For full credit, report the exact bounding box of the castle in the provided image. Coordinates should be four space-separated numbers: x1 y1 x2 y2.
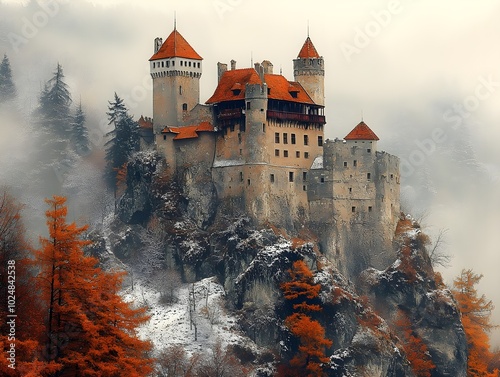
141 26 401 274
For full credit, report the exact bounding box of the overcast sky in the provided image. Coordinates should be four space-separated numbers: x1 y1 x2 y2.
1 0 499 344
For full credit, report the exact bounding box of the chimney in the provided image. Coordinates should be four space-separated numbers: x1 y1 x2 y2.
254 62 265 83
154 37 162 53
261 60 273 74
217 62 228 82
230 59 237 70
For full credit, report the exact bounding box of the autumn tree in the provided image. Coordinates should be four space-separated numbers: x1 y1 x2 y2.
278 260 332 377
34 196 153 376
452 269 499 377
394 310 435 377
0 191 58 376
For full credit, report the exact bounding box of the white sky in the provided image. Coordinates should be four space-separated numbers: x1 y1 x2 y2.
1 0 500 345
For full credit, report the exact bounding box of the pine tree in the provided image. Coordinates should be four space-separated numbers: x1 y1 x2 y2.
0 54 16 103
278 260 332 377
104 93 140 187
452 269 499 377
34 196 153 376
70 101 90 156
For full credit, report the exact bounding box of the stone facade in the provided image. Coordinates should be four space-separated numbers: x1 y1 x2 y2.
147 27 401 275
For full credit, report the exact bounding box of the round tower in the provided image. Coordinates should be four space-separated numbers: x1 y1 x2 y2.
149 28 203 133
293 36 324 106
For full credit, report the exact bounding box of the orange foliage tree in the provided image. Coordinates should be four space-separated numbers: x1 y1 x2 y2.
452 269 499 377
34 196 153 376
278 260 332 377
0 192 60 376
394 310 435 377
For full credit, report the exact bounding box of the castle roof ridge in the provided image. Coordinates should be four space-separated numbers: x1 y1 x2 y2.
150 28 202 61
297 36 320 59
344 121 380 141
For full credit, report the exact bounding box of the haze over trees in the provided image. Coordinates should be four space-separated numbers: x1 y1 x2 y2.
0 54 16 103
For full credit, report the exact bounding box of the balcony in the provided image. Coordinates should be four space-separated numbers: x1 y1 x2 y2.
267 110 326 124
218 108 245 120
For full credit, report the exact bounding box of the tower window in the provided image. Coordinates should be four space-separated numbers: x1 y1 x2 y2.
270 174 275 183
353 160 357 167
238 133 242 144
180 61 183 66
197 62 200 68
262 123 265 132
368 206 373 212
283 133 288 144
153 62 156 68
275 132 280 143
179 86 183 95
343 162 348 167
303 185 307 191
161 61 164 67
352 206 356 213
275 149 280 157
349 187 352 193
289 172 294 182
304 152 309 159
284 150 288 158
246 102 251 110
367 173 371 180
163 135 166 141
247 179 250 186
318 136 323 146
189 62 192 67
172 61 175 66
239 172 243 182
320 176 325 183
291 133 296 144
302 172 307 182
367 148 371 153
166 61 170 68
296 151 300 158
182 103 188 111
304 135 309 145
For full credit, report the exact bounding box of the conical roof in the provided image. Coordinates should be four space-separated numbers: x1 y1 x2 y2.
150 28 202 61
297 37 320 59
344 121 380 141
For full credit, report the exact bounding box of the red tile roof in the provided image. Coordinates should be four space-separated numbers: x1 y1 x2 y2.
161 121 214 140
206 69 315 105
298 37 320 59
150 29 202 61
344 121 380 141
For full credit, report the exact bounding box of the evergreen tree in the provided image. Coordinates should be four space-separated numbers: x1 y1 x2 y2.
104 93 140 186
0 54 16 103
34 196 153 376
70 101 90 155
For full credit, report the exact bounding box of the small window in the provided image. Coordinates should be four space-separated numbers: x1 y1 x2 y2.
390 174 394 179
246 102 251 110
343 161 348 167
267 88 271 95
353 160 357 167
180 61 183 66
262 123 265 132
352 206 356 213
367 148 371 153
349 187 352 193
304 135 309 146
368 206 373 212
166 61 170 68
161 61 164 67
172 61 175 66
179 86 183 95
275 149 280 157
163 134 166 140
291 133 296 144
153 62 156 68
275 132 280 143
291 91 298 98
197 62 200 68
239 149 242 155
367 173 371 180
289 172 294 182
238 133 242 144
283 133 288 144
302 172 307 182
303 185 307 191
320 176 325 183
270 174 275 183
182 103 188 111
296 151 300 158
247 179 251 186
284 150 288 158
318 136 323 146
304 152 309 159
239 172 243 182
189 61 192 67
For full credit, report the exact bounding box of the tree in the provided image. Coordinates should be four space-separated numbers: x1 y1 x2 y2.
394 310 435 377
452 269 499 377
34 196 153 376
105 93 140 188
0 54 16 103
278 260 332 377
70 101 90 155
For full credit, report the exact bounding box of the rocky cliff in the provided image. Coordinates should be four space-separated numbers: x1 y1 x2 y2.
107 151 467 376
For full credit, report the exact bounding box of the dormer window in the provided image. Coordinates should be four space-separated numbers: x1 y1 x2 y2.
231 82 242 96
267 88 271 95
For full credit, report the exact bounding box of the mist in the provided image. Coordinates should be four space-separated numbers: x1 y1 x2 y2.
0 0 499 345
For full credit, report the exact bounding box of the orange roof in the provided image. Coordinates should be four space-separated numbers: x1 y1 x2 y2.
344 121 380 141
298 37 320 59
206 69 315 105
161 121 214 140
150 29 202 61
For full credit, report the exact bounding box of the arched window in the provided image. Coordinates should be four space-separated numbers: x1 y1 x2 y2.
182 103 188 111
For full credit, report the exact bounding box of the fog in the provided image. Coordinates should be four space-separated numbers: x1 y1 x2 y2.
0 0 499 345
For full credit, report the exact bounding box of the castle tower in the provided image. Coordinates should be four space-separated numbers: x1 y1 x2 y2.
149 27 203 133
293 36 324 106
